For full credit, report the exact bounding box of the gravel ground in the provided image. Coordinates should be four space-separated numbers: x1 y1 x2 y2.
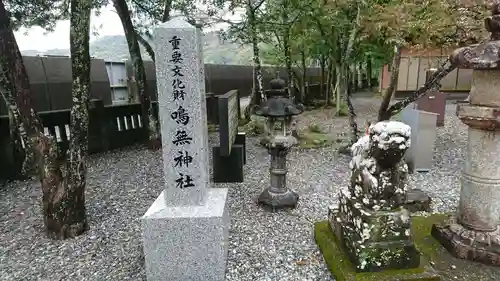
0 97 465 281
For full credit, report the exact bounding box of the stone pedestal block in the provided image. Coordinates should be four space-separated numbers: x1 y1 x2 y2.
330 201 420 272
212 144 244 183
405 189 432 213
142 188 229 281
235 133 246 165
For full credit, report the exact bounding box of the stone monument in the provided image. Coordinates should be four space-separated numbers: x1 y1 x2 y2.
141 18 229 281
432 1 500 266
329 121 421 271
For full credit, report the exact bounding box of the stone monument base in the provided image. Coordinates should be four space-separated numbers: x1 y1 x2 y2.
315 220 441 281
212 144 245 183
405 189 432 213
141 188 229 281
329 203 421 272
432 215 500 266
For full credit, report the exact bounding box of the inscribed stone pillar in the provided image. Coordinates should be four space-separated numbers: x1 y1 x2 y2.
154 18 209 206
141 18 229 281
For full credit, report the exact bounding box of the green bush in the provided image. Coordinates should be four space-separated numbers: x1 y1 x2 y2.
242 119 265 136
336 102 349 116
207 123 218 132
297 132 334 149
308 123 324 133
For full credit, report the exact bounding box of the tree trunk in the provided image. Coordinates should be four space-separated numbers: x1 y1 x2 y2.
367 56 372 88
350 63 356 92
284 40 293 99
281 0 293 100
283 30 293 99
0 0 42 177
357 62 363 90
330 62 337 106
342 4 361 140
244 2 264 120
0 0 87 239
41 0 94 239
378 46 402 121
325 58 333 106
386 58 456 118
136 0 172 63
320 54 325 100
300 49 306 104
346 71 358 144
114 0 160 149
162 0 173 22
336 63 345 115
137 33 155 62
0 83 32 178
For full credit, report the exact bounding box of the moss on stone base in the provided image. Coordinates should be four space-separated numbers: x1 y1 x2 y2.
314 219 441 281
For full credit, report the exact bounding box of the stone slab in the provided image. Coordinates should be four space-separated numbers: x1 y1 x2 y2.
142 188 229 281
401 107 438 173
218 90 240 156
212 144 244 183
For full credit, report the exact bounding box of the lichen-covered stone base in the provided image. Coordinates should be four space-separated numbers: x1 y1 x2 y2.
405 189 432 213
330 202 420 272
314 220 441 281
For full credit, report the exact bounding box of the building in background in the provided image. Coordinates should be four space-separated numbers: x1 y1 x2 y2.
379 48 472 94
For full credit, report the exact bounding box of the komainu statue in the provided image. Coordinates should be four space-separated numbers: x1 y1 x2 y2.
329 121 420 272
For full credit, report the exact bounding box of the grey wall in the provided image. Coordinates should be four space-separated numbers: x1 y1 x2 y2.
0 56 322 115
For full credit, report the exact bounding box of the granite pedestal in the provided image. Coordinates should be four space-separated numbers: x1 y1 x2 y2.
330 201 420 272
142 189 229 281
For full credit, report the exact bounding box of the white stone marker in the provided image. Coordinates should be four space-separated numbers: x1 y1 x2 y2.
141 18 229 281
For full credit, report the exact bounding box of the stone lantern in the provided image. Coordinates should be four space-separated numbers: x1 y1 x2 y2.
432 1 500 266
253 78 304 209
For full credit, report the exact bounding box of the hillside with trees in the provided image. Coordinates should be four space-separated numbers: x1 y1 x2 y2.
21 32 256 64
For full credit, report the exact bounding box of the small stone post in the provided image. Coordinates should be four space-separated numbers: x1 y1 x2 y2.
432 2 500 266
141 18 229 281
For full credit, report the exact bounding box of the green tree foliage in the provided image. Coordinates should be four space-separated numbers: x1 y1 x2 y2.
230 0 487 140
5 0 67 31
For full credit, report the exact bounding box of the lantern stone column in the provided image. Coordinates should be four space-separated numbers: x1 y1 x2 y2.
259 135 299 208
254 78 304 210
432 1 500 266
